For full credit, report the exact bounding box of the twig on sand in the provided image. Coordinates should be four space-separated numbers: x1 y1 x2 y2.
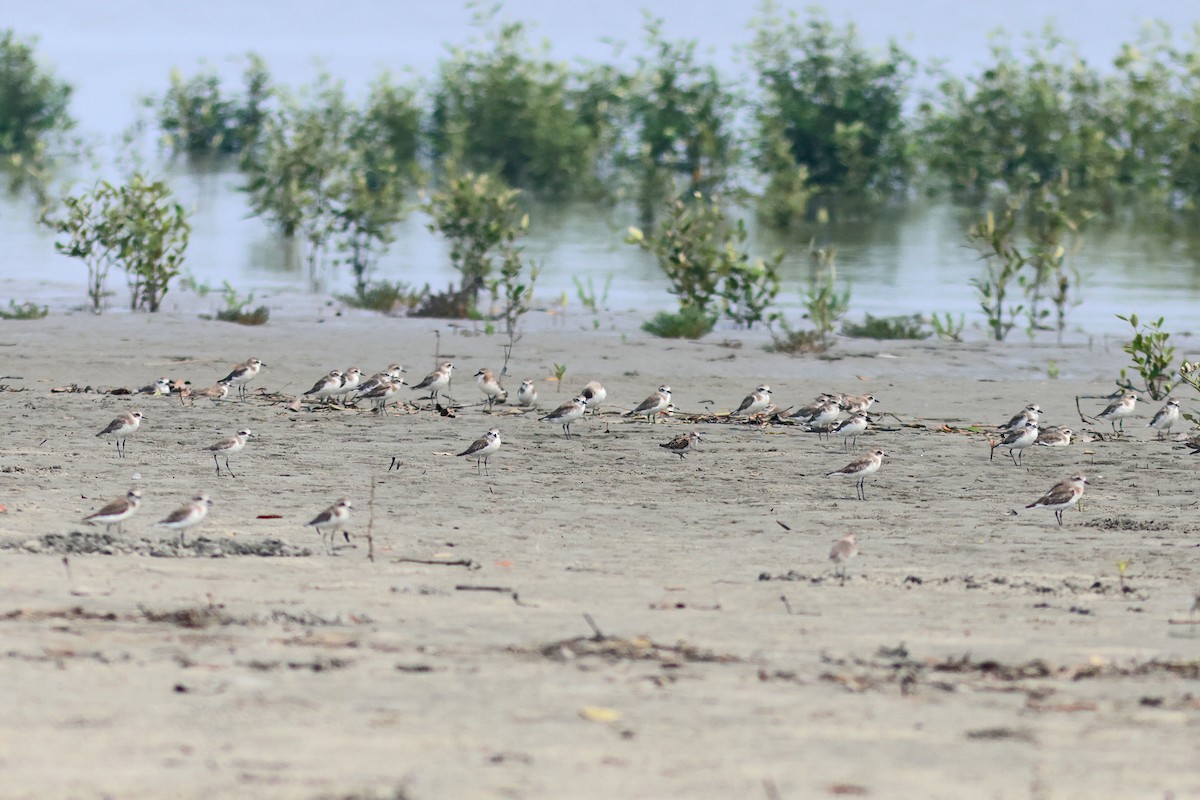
366 478 377 563
394 556 481 570
583 612 605 640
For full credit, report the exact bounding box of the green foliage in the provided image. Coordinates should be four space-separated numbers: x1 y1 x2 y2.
767 242 849 354
241 72 418 285
241 74 353 272
178 269 212 297
766 323 825 354
488 246 539 337
641 306 717 339
335 74 423 296
965 187 1086 342
841 313 929 340
46 174 190 312
1117 313 1177 400
430 13 605 196
108 175 191 312
0 30 75 193
800 242 851 348
0 300 48 320
552 362 568 392
626 192 782 329
748 5 915 218
337 281 427 314
573 274 612 315
424 169 527 302
621 17 738 221
966 207 1025 341
47 187 122 311
153 53 270 156
213 282 269 325
929 312 965 342
919 29 1107 207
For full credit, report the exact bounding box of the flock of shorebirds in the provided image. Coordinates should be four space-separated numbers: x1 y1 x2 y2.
79 356 1193 567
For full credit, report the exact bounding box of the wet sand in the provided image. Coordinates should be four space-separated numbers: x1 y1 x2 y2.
1 305 1198 799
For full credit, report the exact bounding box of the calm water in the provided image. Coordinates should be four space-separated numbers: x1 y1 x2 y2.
4 1 1200 336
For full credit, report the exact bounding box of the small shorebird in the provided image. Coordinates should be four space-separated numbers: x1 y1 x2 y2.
827 450 887 501
732 385 772 417
832 414 869 452
337 367 363 401
412 361 454 402
457 427 501 474
1036 427 1073 447
830 450 888 501
1025 475 1089 525
516 379 538 408
990 420 1038 465
829 533 858 583
841 394 877 415
581 380 606 416
205 429 251 477
625 385 672 423
1097 392 1138 432
1147 397 1181 439
186 380 230 404
1000 403 1041 433
794 397 840 437
474 368 506 410
96 410 144 458
660 429 702 459
541 395 588 438
154 494 212 546
220 357 265 399
308 498 352 555
360 377 405 415
146 377 173 396
353 365 404 401
82 489 142 534
303 370 343 403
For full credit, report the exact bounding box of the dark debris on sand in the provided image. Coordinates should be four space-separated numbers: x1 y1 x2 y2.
3 530 313 558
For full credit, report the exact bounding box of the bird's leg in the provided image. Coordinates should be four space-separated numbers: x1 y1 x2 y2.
213 454 221 476
225 457 235 478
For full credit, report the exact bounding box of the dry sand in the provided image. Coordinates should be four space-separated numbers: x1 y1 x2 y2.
1 304 1198 800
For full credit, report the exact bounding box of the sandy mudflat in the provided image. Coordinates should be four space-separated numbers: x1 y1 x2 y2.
1 303 1198 800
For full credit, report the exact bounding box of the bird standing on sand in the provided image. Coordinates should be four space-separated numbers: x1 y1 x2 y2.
1000 403 1041 433
412 361 454 402
82 489 142 534
154 494 212 546
581 380 607 416
204 429 252 477
303 370 343 403
457 427 502 474
516 379 538 408
732 385 772 417
474 368 507 410
840 394 877 415
832 414 869 452
1025 475 1089 525
990 420 1038 466
541 395 588 438
220 358 265 399
308 498 353 555
1097 392 1138 432
827 450 887 501
96 410 144 458
829 533 858 583
625 385 672 423
660 430 702 459
1147 398 1180 439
